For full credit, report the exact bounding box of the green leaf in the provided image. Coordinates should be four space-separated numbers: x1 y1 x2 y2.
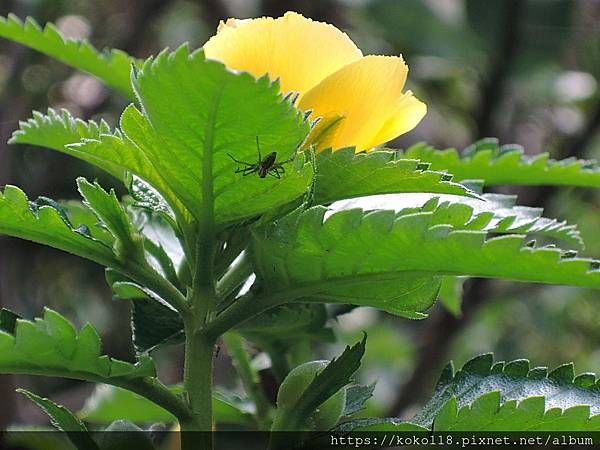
131 295 184 353
18 389 99 450
77 178 145 262
80 385 252 425
313 147 477 205
332 193 583 248
0 15 137 98
61 200 114 244
127 176 173 218
107 276 180 346
130 46 313 225
403 139 600 187
0 308 155 381
413 354 600 431
9 108 112 151
343 383 376 416
142 238 181 289
105 270 183 353
11 48 314 226
0 185 116 267
251 206 600 318
126 207 184 283
11 106 189 220
280 335 367 430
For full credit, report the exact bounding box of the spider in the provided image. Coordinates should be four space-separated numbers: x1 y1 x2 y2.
228 137 294 179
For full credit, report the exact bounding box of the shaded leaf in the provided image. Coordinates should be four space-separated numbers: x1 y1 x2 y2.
105 270 183 353
414 354 600 431
0 308 155 381
0 308 21 335
237 303 332 345
131 296 183 353
251 206 600 320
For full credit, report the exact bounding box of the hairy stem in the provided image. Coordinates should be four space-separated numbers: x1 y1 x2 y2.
181 218 217 449
181 325 215 448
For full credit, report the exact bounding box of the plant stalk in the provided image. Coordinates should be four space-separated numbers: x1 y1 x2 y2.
181 214 217 449
181 324 215 449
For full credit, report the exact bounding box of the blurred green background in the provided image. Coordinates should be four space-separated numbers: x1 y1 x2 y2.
1 0 600 427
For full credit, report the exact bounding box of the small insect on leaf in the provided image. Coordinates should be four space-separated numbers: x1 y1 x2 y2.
228 136 295 179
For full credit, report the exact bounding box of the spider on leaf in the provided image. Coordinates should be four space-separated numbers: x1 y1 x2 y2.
228 137 296 179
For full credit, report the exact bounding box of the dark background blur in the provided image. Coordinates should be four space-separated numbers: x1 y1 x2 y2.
1 0 600 428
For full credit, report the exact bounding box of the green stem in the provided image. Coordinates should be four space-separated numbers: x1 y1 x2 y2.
223 333 272 427
181 218 217 448
181 326 215 448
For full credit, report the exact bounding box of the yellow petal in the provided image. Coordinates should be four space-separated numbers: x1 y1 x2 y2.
298 55 427 152
203 12 363 97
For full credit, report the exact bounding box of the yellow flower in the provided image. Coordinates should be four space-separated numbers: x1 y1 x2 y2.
203 12 426 152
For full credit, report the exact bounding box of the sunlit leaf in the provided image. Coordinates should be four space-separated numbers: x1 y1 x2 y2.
403 139 600 188
0 15 137 98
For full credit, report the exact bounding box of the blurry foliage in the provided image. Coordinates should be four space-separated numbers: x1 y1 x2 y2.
1 0 600 426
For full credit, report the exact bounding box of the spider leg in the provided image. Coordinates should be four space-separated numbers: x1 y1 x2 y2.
277 157 295 165
271 164 285 175
268 168 282 179
256 136 262 163
242 167 257 176
228 153 254 166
